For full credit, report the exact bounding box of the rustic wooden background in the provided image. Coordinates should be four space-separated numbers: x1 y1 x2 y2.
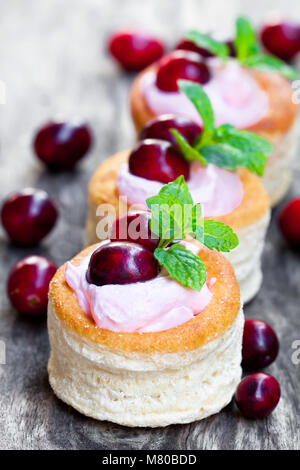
0 0 300 450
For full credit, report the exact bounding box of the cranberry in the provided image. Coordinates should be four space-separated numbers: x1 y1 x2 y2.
1 188 58 246
110 210 159 252
176 39 213 58
86 242 159 286
260 22 300 61
7 256 57 316
225 39 236 57
176 38 235 58
156 51 211 92
242 319 279 370
235 373 281 419
278 198 300 248
34 121 92 171
129 139 190 184
140 115 202 147
108 30 164 71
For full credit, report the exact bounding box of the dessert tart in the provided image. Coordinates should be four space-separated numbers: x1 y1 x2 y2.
87 82 271 303
48 180 243 427
130 17 299 206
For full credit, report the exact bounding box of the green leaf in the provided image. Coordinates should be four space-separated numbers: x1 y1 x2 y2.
184 30 229 60
241 54 298 80
234 16 260 60
154 244 207 291
147 175 193 207
216 126 272 156
200 143 244 170
214 126 272 176
147 176 194 240
200 220 239 252
170 129 206 165
178 80 215 131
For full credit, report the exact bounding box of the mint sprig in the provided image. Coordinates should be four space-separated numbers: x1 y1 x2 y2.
146 176 239 291
234 16 260 61
184 30 229 61
184 17 298 80
170 80 272 176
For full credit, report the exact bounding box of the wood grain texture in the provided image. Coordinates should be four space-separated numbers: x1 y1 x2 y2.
0 0 300 450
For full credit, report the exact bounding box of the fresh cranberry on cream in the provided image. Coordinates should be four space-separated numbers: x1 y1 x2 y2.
141 58 268 129
65 241 213 333
117 161 244 217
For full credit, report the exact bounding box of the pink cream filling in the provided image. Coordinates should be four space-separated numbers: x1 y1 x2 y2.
141 58 268 129
65 241 213 333
117 161 243 217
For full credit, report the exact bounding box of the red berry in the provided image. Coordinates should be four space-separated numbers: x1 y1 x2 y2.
86 242 159 286
129 139 190 184
140 115 202 147
7 256 57 316
108 30 164 71
242 319 279 370
176 39 213 58
260 22 300 61
278 198 300 247
235 373 281 419
34 121 92 171
110 210 159 252
1 188 58 246
156 51 211 92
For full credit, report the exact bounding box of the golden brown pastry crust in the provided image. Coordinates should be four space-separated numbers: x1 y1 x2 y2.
49 244 240 354
88 150 269 231
130 64 298 136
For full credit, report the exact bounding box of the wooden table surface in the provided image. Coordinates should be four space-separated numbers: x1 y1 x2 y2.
0 0 300 450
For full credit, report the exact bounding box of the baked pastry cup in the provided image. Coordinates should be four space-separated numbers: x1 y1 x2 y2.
48 243 243 427
86 150 270 304
130 64 299 206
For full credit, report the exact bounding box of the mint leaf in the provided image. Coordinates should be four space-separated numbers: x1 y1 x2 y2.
201 143 267 177
216 125 272 156
147 175 193 206
242 54 298 80
147 176 194 240
234 16 260 60
154 244 207 291
171 129 206 165
200 220 239 252
200 143 244 170
215 126 272 176
184 30 229 60
178 80 215 131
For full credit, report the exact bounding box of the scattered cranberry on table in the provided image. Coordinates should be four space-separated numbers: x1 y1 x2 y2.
140 115 202 147
1 188 58 246
86 241 159 286
235 373 281 419
108 30 164 71
156 51 211 92
260 21 300 61
242 319 279 370
7 256 57 316
33 121 92 171
129 139 190 184
110 210 159 252
278 198 300 248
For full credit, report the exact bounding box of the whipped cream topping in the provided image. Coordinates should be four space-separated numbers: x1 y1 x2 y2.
117 161 243 217
141 58 268 128
65 241 213 333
